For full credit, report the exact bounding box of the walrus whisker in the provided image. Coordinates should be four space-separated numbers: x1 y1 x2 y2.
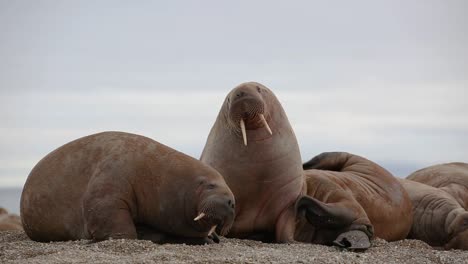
208 225 217 236
240 119 247 146
259 114 272 135
194 212 205 221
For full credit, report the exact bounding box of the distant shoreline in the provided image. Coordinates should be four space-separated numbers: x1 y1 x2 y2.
0 187 23 214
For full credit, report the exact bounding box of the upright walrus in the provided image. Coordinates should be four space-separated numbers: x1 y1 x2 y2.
407 162 468 209
297 152 413 248
200 82 305 243
21 132 235 244
399 178 468 250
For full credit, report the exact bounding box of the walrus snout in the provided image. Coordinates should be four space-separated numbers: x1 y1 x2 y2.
227 85 274 146
446 228 468 250
194 194 235 236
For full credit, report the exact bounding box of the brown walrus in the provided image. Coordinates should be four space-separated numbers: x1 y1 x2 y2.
200 82 305 243
407 162 468 209
0 207 22 231
399 178 468 250
21 131 235 244
296 152 413 249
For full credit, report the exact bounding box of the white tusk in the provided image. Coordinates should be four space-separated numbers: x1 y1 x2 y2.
208 225 217 236
240 119 247 146
259 114 272 135
194 212 205 221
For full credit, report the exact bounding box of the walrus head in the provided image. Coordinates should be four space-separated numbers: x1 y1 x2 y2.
192 176 236 237
224 82 275 146
445 211 468 250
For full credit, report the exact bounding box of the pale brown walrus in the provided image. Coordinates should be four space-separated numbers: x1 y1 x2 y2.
407 162 468 209
0 207 22 231
399 178 468 250
200 82 306 243
296 152 413 249
21 132 235 244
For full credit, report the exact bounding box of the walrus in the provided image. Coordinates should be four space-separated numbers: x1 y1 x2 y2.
0 207 23 231
200 82 305 243
21 131 235 244
399 178 468 250
407 162 468 209
296 152 413 249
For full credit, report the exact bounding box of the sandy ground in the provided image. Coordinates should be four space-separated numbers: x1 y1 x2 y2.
1 231 468 264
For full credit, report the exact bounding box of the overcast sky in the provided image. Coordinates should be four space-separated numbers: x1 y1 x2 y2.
1 1 467 187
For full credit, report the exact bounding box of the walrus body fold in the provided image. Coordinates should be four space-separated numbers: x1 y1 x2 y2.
21 131 235 244
400 178 468 250
407 162 468 209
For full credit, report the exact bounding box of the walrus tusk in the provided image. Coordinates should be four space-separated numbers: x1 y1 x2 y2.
194 212 205 221
240 119 247 146
208 225 217 236
259 114 272 135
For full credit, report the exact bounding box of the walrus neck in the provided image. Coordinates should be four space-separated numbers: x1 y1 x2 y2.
415 196 461 244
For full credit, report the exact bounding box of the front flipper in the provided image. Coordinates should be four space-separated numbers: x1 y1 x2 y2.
295 195 356 228
83 199 137 241
295 195 373 249
333 230 371 250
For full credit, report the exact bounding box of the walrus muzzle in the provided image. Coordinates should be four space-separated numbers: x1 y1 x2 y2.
194 197 235 236
229 97 272 146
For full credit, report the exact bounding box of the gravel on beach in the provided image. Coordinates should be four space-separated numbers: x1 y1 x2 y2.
1 230 467 264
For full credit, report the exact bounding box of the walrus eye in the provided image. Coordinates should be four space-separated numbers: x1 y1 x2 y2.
207 183 216 189
257 86 261 93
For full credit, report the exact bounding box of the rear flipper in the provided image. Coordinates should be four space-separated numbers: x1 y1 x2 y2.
303 152 352 171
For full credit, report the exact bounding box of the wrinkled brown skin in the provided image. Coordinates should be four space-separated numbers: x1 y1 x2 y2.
21 132 235 244
0 208 23 231
399 179 468 250
200 82 306 243
407 163 468 210
295 170 374 247
300 152 413 242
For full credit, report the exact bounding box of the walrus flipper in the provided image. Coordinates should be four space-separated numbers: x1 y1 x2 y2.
303 152 351 171
333 230 371 250
83 187 137 241
295 195 356 227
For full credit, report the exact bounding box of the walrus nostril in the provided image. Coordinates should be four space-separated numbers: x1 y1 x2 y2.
236 91 245 97
226 199 235 209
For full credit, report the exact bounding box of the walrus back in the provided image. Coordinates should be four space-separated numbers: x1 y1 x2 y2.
20 131 149 241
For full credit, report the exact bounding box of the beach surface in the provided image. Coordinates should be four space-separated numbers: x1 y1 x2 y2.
1 230 468 264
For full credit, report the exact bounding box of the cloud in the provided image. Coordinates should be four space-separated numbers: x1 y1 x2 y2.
1 1 467 186
1 82 467 187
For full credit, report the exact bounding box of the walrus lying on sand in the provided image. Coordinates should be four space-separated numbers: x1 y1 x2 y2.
21 132 235 244
407 162 468 210
201 82 306 243
399 178 468 250
0 207 22 231
295 152 413 249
